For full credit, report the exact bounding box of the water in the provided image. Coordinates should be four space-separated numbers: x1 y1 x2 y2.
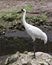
0 29 52 55
0 30 52 65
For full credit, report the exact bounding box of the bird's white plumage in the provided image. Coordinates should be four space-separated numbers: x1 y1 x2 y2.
22 9 47 44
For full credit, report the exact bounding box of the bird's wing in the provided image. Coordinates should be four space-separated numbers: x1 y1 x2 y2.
26 24 43 39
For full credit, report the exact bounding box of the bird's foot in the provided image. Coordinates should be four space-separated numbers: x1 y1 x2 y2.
32 53 36 59
33 55 36 58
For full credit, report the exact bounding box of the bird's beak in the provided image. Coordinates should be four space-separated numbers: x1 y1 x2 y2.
17 9 24 14
17 11 22 14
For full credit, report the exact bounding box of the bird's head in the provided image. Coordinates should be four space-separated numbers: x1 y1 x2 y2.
21 9 26 13
17 9 26 14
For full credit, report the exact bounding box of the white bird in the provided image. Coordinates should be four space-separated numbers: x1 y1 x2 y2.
18 9 47 58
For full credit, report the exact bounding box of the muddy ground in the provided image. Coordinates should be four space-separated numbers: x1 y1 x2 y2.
0 0 52 22
0 0 52 12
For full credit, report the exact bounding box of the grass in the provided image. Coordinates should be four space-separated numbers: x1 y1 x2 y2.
1 13 17 21
0 9 47 31
0 9 18 13
40 13 47 21
23 4 32 11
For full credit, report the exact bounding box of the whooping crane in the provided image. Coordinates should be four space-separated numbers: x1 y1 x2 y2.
18 9 47 58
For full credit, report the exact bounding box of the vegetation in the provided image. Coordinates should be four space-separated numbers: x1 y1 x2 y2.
23 4 32 11
0 9 48 33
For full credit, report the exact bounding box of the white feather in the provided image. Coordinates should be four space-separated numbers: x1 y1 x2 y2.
22 9 47 44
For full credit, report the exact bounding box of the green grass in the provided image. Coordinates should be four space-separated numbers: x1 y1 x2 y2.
0 9 47 31
0 9 18 13
1 13 17 21
40 13 47 21
23 4 32 11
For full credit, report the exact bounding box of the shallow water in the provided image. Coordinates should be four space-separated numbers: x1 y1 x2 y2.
0 30 52 56
0 37 52 55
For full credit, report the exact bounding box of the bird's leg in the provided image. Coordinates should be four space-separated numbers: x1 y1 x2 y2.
32 41 36 58
33 44 36 58
44 43 48 53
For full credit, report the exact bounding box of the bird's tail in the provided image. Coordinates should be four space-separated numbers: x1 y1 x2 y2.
44 33 47 44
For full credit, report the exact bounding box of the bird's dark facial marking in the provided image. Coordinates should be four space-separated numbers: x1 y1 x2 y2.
21 9 24 12
21 9 23 11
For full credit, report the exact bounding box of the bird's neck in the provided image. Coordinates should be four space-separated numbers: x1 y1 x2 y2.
22 11 27 26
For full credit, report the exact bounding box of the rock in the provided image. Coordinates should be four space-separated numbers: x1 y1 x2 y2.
4 51 52 65
35 52 52 59
31 59 38 65
4 51 20 65
35 52 43 58
27 62 32 65
24 51 28 54
21 58 27 64
4 57 9 65
37 60 49 65
28 52 34 56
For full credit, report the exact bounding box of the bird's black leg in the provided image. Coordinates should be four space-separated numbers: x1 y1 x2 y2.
32 41 36 58
33 45 36 58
